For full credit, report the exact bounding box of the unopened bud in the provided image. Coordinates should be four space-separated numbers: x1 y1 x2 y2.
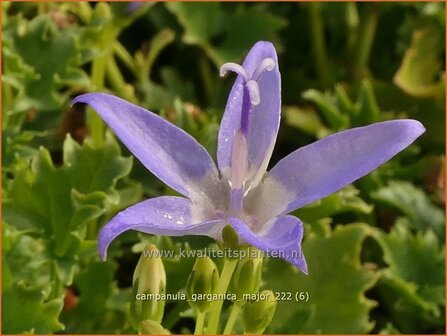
92 2 112 23
242 290 277 334
229 248 262 304
139 320 170 335
186 257 219 312
130 244 166 330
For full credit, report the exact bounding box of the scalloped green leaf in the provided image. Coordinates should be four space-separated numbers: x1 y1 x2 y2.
62 261 126 334
265 223 379 333
372 181 445 238
373 223 445 332
3 133 132 257
4 15 90 112
165 2 220 46
3 281 64 334
166 3 286 65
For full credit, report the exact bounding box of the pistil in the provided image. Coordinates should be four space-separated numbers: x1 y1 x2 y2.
219 58 276 214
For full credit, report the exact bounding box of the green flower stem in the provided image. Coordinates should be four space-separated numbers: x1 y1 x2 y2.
206 258 239 334
106 57 137 103
163 302 185 330
223 303 241 335
345 2 359 52
85 50 109 238
353 4 379 78
87 52 108 146
308 2 330 88
194 311 206 335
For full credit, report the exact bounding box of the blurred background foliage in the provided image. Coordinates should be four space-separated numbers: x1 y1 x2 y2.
2 1 445 334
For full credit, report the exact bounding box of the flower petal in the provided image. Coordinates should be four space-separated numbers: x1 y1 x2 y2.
229 216 307 273
247 120 425 220
98 196 225 260
73 93 220 199
218 41 281 188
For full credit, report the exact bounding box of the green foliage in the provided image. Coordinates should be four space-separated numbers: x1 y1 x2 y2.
166 3 287 65
373 223 445 332
62 261 127 333
3 281 65 334
2 2 444 334
3 14 89 114
3 133 134 333
265 224 379 333
4 134 132 257
372 181 445 238
394 28 444 97
295 185 373 223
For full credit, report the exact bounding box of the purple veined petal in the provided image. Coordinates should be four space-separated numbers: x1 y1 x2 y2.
229 216 307 273
246 119 425 220
218 41 281 188
73 93 220 199
98 196 226 260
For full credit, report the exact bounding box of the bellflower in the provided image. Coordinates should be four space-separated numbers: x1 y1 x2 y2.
73 41 425 274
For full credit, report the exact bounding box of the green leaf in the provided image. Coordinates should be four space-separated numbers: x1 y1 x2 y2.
4 133 132 257
5 15 89 112
302 89 350 130
284 106 331 138
3 229 52 291
394 28 444 97
265 223 378 333
373 223 445 332
371 181 445 238
3 281 64 333
356 79 380 123
62 261 127 333
167 3 287 65
165 2 220 46
295 185 373 223
1 129 46 171
210 6 287 65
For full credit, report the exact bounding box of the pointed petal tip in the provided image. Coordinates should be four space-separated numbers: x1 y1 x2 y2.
71 92 100 107
295 256 308 275
98 228 110 262
406 119 426 136
392 119 426 144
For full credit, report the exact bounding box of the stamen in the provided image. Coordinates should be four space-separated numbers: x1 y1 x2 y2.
229 130 248 190
246 80 260 106
219 62 249 81
252 58 275 81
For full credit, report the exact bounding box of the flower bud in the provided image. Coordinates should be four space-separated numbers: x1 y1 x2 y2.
130 244 166 330
242 290 277 334
139 320 170 335
186 257 219 313
229 248 262 304
92 2 112 24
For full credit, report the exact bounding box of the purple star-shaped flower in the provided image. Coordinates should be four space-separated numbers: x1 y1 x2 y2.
73 41 424 274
